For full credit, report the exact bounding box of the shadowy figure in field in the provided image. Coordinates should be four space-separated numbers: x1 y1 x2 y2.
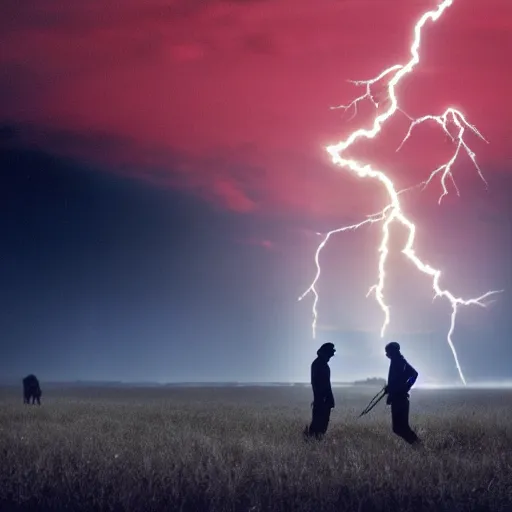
304 342 336 440
384 342 420 446
23 374 42 405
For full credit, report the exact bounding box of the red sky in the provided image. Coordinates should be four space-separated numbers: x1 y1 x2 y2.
2 0 512 382
2 0 511 218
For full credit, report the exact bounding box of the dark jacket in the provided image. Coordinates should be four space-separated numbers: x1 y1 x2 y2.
311 357 334 407
386 355 418 403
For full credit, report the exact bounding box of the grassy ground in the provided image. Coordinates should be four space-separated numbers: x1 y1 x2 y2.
1 385 511 512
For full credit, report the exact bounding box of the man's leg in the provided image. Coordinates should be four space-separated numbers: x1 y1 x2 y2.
309 403 329 439
391 398 419 444
319 405 331 435
308 403 321 438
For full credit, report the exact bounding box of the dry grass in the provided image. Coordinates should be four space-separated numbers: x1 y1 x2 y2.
1 385 512 512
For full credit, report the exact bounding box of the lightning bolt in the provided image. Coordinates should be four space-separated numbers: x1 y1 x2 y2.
298 0 502 385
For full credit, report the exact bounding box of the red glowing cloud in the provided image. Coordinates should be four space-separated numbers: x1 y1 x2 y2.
2 0 511 216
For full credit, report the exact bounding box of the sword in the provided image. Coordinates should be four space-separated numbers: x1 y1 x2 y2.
358 386 387 417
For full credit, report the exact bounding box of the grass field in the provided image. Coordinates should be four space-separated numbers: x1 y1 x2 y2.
1 385 511 512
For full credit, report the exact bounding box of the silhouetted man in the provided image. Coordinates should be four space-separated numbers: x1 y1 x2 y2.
23 374 42 405
384 342 419 445
304 342 336 440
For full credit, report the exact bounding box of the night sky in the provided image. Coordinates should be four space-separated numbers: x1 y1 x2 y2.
1 0 511 384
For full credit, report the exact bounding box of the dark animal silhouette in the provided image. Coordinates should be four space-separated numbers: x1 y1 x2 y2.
304 342 336 440
384 342 420 445
23 374 42 405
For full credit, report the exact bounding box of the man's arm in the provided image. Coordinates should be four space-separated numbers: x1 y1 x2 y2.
404 362 418 391
326 368 335 408
387 360 417 397
312 363 334 406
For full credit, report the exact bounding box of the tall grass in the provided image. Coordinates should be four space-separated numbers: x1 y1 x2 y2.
1 386 511 511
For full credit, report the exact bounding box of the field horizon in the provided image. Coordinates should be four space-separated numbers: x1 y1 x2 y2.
1 385 511 511
4 378 512 389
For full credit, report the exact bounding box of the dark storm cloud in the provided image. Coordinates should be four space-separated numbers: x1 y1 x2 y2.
3 122 262 213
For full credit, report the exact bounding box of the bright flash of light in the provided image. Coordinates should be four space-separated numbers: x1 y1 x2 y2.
298 0 502 385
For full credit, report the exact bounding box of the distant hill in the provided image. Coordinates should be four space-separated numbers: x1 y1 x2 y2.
353 377 386 387
1 379 386 388
0 380 304 388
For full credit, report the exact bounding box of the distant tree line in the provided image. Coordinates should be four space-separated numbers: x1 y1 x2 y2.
353 377 386 387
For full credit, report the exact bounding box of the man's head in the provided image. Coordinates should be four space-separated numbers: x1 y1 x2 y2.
317 342 336 361
385 341 401 359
